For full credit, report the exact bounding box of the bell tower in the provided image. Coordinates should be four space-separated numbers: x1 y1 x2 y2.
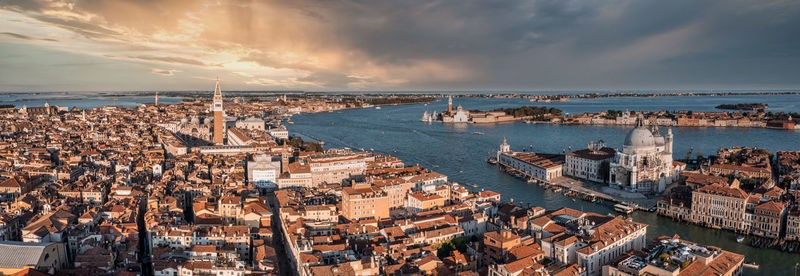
448 95 453 113
212 77 225 144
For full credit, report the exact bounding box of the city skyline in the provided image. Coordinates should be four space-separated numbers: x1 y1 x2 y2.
2 0 800 92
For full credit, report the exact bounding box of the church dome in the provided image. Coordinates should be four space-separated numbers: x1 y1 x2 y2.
654 135 665 145
624 126 655 147
651 126 665 145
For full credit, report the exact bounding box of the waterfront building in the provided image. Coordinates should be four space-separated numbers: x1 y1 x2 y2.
689 183 748 232
786 205 800 241
752 200 786 239
468 110 515 123
212 77 225 144
575 216 648 276
609 118 681 193
564 141 616 183
615 110 636 125
602 235 743 276
441 104 470 123
267 126 289 140
498 140 563 181
531 208 647 276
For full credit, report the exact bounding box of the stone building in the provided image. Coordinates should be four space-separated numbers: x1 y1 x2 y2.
610 118 681 193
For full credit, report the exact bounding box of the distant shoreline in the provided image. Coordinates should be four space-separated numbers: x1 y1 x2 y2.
2 90 800 98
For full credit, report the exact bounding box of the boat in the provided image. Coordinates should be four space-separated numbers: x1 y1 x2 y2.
743 262 759 269
613 204 635 214
736 236 744 243
375 106 381 109
473 131 484 135
420 111 430 122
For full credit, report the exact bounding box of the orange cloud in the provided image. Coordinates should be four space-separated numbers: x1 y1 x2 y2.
0 0 479 90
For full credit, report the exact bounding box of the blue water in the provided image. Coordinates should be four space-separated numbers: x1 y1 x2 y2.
0 92 181 108
286 96 800 275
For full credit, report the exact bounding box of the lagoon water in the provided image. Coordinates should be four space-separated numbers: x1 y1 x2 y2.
0 92 183 108
287 95 800 275
3 92 799 274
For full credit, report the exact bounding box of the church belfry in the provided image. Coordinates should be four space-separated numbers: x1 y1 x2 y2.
212 77 225 144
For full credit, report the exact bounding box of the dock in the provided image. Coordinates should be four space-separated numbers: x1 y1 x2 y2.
494 161 655 212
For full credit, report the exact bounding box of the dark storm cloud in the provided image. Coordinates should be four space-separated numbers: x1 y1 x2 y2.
263 0 800 89
1 0 799 90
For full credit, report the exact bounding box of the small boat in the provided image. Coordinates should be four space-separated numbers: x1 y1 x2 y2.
743 262 759 269
736 236 744 243
614 204 635 214
473 131 484 135
375 106 381 109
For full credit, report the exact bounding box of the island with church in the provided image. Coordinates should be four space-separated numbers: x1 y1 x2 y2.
420 95 561 124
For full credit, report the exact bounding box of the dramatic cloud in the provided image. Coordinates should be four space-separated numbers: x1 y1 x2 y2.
1 0 799 91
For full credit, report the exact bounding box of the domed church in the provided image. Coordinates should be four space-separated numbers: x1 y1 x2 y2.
610 116 682 193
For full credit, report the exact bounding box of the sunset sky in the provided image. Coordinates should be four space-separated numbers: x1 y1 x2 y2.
1 0 799 92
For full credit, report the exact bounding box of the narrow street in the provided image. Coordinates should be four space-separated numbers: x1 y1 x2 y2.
267 191 294 276
137 196 153 276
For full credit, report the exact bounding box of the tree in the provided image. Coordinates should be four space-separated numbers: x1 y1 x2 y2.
436 237 468 258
